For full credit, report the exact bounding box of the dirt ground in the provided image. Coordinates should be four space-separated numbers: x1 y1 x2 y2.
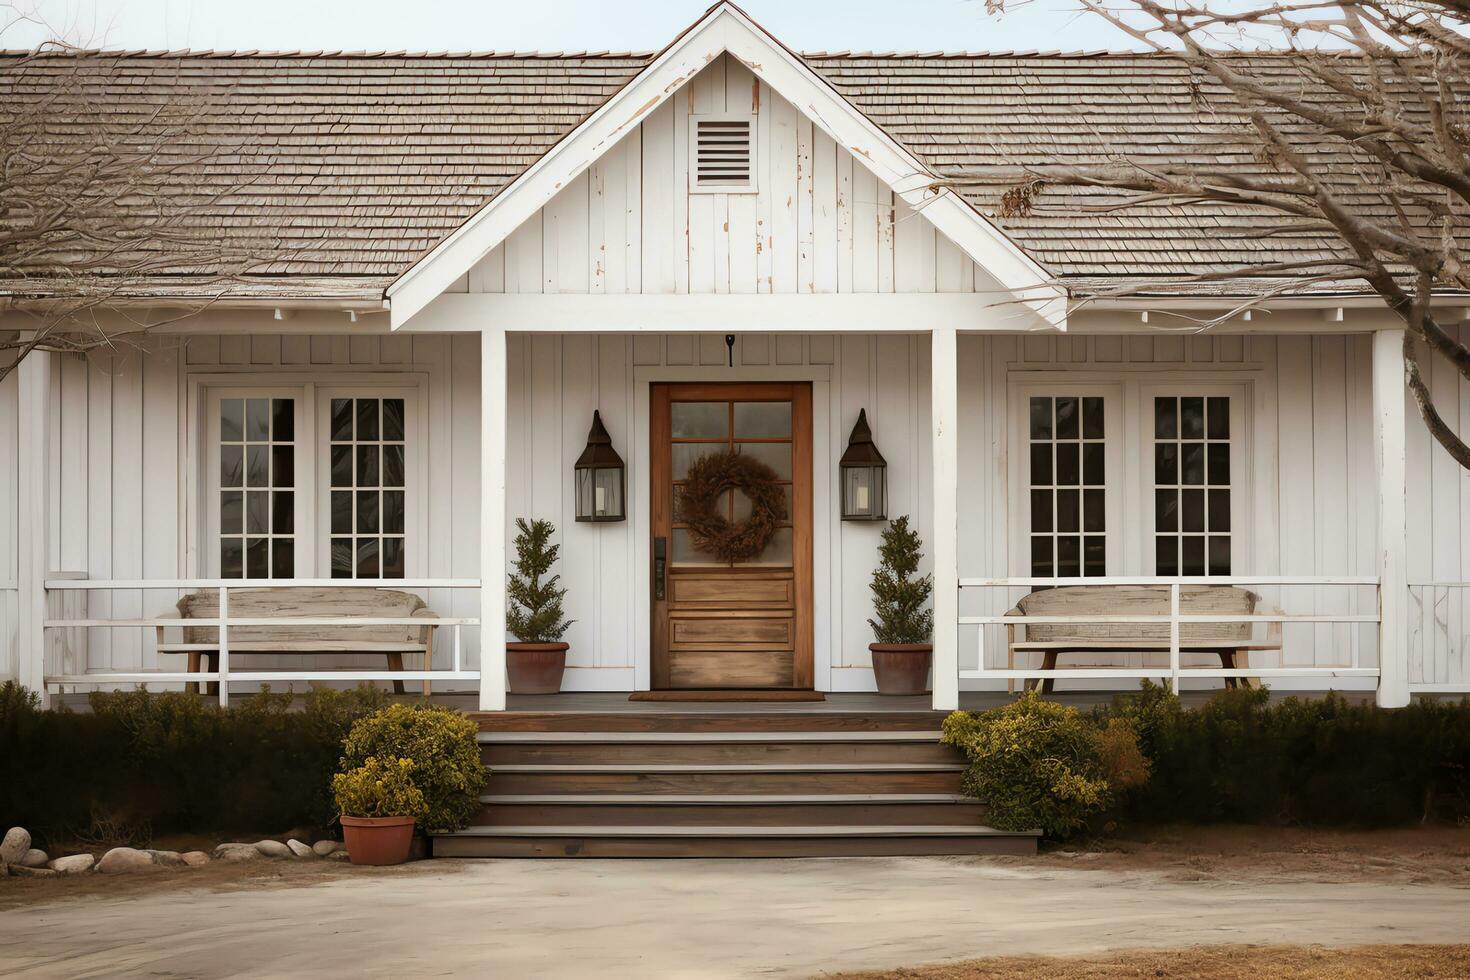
2 826 1468 977
827 944 1470 979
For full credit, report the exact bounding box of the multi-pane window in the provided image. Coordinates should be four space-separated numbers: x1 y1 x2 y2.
1028 396 1106 577
330 397 406 579
219 398 295 578
1154 396 1231 576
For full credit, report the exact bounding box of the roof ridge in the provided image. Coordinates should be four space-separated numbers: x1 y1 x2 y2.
0 46 1348 61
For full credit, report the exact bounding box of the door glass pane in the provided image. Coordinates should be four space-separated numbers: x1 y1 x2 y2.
734 402 791 438
330 396 410 579
1153 395 1232 576
671 528 721 564
673 444 723 481
735 442 791 480
219 395 294 579
671 402 727 439
753 527 793 566
1028 395 1106 577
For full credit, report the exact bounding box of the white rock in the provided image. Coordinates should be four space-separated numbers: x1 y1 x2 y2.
213 843 260 863
181 851 210 867
253 839 292 859
0 827 31 866
19 848 48 868
311 840 339 857
146 849 185 866
48 854 96 875
97 847 156 874
286 839 314 859
10 865 58 878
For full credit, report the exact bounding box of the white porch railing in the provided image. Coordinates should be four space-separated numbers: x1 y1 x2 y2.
1408 581 1470 693
41 578 481 706
957 576 1382 693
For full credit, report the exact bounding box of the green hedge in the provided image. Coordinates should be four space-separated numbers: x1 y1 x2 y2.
0 681 391 849
944 684 1470 839
1105 683 1470 828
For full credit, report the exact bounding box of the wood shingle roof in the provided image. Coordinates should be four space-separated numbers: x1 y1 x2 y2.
0 48 1416 299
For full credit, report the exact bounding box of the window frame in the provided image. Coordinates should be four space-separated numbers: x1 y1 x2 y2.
1137 381 1250 578
1007 381 1127 579
315 385 426 580
202 385 315 579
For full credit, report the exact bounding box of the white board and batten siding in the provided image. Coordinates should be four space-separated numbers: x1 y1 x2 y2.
0 370 18 682
29 333 481 686
464 54 985 299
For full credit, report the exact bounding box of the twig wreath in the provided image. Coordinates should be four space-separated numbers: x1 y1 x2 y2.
677 450 788 563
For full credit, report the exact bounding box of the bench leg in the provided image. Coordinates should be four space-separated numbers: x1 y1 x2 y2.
1039 650 1059 695
204 652 219 697
1219 650 1238 690
187 651 201 696
386 652 406 695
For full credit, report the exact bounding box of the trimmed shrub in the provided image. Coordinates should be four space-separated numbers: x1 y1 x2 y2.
0 681 388 849
1099 684 1470 827
339 703 486 833
333 756 428 820
942 691 1145 838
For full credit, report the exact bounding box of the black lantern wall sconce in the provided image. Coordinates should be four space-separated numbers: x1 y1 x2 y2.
839 409 887 521
574 410 626 522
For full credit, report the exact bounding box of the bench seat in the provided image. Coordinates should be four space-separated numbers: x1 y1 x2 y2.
157 586 438 694
1005 585 1283 693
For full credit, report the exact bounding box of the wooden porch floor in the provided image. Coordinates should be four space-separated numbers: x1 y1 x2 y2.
50 688 1374 713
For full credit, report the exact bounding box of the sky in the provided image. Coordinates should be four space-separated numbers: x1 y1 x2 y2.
4 0 1142 54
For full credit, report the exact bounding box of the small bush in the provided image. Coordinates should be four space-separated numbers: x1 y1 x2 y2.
867 515 934 644
339 703 486 833
332 756 428 820
506 517 572 643
942 691 1144 839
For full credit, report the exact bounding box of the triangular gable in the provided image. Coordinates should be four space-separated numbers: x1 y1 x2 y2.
385 2 1066 329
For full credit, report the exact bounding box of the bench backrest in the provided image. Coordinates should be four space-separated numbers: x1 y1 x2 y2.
176 587 428 646
1015 585 1257 643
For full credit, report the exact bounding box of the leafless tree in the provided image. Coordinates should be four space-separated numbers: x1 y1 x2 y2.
0 3 274 381
950 0 1470 468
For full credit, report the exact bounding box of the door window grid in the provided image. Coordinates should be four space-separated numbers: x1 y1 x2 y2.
670 400 794 567
330 397 406 579
1027 395 1106 578
1153 395 1231 576
219 398 295 579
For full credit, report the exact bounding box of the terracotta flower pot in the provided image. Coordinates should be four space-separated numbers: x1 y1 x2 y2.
339 815 416 866
869 643 933 696
506 642 569 694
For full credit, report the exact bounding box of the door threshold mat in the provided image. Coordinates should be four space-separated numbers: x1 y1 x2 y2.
629 690 826 703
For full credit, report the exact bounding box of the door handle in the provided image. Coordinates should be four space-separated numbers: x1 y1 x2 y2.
653 536 667 602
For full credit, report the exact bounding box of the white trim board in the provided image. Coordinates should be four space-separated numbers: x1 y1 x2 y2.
385 2 1065 331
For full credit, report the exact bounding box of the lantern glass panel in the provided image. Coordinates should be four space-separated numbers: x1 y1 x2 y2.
842 464 886 520
576 466 624 521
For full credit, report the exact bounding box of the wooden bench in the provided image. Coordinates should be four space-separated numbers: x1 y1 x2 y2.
156 587 438 695
1005 585 1281 693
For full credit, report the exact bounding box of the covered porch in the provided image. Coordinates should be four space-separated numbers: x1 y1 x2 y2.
7 315 1454 713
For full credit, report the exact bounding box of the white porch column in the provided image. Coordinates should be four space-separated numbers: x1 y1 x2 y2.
930 327 960 711
1371 328 1410 708
479 326 508 711
17 351 52 706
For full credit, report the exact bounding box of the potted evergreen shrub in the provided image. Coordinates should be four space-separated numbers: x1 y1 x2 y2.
332 755 426 865
505 517 573 694
867 515 935 695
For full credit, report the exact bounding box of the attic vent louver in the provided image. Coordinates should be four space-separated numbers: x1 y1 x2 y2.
691 113 757 193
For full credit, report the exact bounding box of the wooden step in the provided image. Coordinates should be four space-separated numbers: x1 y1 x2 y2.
486 763 966 796
481 734 958 766
471 711 945 734
472 794 988 827
432 824 1037 859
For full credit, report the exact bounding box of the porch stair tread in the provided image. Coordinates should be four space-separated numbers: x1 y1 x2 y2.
440 824 1036 838
486 762 966 773
479 730 944 743
479 793 972 804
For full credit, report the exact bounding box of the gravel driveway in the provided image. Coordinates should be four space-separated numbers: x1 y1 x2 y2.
2 856 1468 978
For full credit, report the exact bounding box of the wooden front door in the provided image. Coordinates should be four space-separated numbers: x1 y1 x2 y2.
651 383 814 689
